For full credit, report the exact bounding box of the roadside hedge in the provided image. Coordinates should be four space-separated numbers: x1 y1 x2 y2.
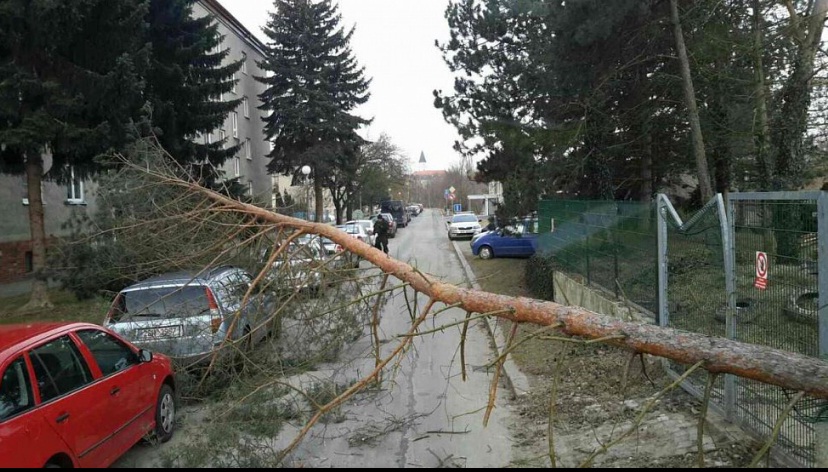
524 252 558 301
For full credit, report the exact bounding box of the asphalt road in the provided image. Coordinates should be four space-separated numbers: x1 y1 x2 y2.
114 208 517 468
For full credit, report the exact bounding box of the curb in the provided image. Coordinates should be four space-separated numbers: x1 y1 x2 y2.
450 239 530 399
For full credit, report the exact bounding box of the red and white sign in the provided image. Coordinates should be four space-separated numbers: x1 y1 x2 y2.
754 251 768 290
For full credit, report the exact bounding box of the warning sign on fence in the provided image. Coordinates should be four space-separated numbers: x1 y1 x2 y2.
754 251 768 290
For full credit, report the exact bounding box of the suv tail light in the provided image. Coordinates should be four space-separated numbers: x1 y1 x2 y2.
205 287 222 334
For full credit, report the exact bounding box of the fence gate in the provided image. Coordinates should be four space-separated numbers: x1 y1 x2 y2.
657 192 827 467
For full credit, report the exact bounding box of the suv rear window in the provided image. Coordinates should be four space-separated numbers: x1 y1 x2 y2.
111 286 210 321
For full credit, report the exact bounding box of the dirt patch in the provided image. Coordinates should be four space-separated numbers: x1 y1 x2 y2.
457 243 763 468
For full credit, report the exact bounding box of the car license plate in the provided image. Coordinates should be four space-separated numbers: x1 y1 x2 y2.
137 325 182 340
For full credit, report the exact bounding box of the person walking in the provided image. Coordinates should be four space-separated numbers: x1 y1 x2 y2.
373 215 390 256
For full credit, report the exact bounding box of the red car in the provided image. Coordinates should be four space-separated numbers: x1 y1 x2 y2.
0 322 177 468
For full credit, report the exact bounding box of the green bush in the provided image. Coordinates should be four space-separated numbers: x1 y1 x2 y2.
525 252 558 301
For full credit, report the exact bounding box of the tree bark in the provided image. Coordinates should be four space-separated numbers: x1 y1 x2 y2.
345 184 354 221
182 178 828 399
752 0 772 189
670 0 714 202
640 124 653 202
19 152 53 312
313 175 323 223
332 196 342 225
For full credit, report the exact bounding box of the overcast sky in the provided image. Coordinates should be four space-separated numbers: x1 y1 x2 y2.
218 0 463 172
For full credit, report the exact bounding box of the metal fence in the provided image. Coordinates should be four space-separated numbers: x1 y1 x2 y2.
536 199 658 315
725 192 827 467
657 194 731 412
657 192 826 467
537 193 827 467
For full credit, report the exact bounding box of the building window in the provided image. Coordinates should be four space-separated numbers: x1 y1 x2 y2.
247 180 253 196
231 112 238 139
245 139 252 160
231 72 237 94
241 53 247 74
219 129 226 148
206 131 213 145
243 97 250 118
66 167 84 205
234 157 240 177
24 251 33 273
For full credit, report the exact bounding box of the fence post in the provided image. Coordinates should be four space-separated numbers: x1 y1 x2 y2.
613 232 620 298
585 226 591 286
817 192 828 468
721 194 737 422
657 195 668 328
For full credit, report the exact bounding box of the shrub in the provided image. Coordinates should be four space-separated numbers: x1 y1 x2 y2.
524 252 558 301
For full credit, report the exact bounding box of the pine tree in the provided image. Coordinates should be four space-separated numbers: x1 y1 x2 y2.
145 0 243 184
0 0 150 310
256 0 371 222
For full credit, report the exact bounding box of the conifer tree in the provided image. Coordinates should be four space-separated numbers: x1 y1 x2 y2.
257 0 371 222
145 0 243 184
0 0 150 310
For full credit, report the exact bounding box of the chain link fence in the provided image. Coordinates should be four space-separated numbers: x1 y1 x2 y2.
658 195 730 409
534 193 827 467
535 199 658 315
727 193 827 467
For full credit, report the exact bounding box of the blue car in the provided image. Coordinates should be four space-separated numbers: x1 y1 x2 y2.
471 220 539 259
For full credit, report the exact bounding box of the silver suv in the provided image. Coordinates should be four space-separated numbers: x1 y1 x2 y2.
103 266 276 366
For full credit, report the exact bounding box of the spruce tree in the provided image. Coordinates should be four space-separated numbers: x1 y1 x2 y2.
144 0 243 184
0 0 150 310
256 0 371 222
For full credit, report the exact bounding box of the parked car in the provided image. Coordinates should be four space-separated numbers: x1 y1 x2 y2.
471 216 499 244
381 200 409 228
265 235 328 294
104 266 276 366
370 213 397 238
471 219 540 259
336 223 371 268
338 223 369 244
346 219 376 246
447 213 483 240
318 235 357 270
0 322 176 468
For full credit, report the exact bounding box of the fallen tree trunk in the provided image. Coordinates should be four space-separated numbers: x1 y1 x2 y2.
168 174 828 400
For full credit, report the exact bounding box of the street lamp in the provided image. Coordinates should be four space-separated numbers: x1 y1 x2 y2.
301 165 311 221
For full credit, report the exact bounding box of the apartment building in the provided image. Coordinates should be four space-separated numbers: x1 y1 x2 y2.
193 0 273 205
0 160 93 284
0 1 274 285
